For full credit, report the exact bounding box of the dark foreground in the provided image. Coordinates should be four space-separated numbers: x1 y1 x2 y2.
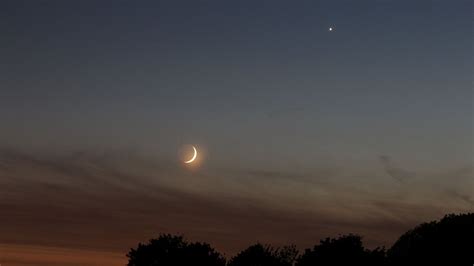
127 213 474 265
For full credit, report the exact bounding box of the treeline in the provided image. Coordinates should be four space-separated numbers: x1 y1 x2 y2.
127 213 473 265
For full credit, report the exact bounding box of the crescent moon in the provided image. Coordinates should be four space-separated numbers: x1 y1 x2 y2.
184 146 197 164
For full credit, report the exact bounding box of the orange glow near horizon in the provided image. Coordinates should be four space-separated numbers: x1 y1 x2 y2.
0 244 125 266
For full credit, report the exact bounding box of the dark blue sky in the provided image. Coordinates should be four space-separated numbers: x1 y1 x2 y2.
1 1 471 166
0 1 472 264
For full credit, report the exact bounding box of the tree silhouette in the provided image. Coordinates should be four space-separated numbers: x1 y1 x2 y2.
387 213 474 265
228 243 298 266
126 213 473 266
126 234 226 266
296 234 386 266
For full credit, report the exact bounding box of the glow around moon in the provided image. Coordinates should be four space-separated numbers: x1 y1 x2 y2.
184 146 198 164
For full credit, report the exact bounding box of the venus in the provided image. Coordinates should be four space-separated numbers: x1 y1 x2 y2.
184 146 198 164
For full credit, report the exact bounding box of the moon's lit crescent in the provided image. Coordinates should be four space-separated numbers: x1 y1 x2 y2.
184 146 197 164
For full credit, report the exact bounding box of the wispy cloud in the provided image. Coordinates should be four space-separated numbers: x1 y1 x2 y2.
445 189 474 206
378 155 415 182
0 148 471 260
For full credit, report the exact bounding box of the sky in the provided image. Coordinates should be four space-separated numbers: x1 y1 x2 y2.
0 1 472 265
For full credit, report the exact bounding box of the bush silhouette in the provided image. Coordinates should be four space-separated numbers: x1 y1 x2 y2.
126 234 226 266
228 243 298 266
127 213 473 266
296 234 386 266
387 213 474 265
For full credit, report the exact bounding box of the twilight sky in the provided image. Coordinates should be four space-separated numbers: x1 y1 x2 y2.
0 1 472 265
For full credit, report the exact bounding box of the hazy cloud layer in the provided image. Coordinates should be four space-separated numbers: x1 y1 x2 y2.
0 148 471 264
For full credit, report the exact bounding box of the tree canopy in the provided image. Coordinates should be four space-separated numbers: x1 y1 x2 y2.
127 213 473 266
228 243 298 266
127 234 226 266
296 234 386 266
387 213 474 265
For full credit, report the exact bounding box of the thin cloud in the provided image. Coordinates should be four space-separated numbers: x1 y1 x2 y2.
0 147 471 259
378 155 415 182
445 189 474 206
